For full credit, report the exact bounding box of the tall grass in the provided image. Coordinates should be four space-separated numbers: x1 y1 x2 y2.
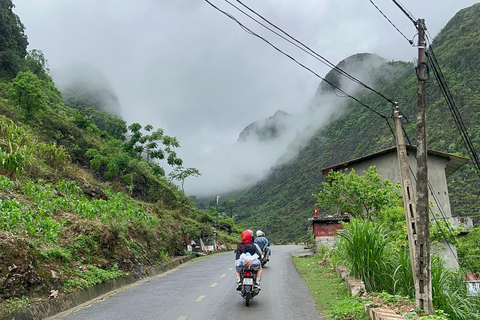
334 217 480 319
391 246 415 297
334 218 394 292
430 256 480 320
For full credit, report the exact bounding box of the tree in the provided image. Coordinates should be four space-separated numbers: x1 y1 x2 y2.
24 50 63 108
314 166 402 220
168 166 201 194
0 0 28 80
86 140 132 179
82 107 127 141
124 123 183 166
4 71 46 120
25 49 49 80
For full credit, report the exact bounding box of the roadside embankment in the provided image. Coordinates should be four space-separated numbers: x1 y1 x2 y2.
1 255 196 320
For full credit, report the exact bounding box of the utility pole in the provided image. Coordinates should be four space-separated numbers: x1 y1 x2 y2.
414 18 433 314
393 103 418 289
215 194 220 251
215 193 220 231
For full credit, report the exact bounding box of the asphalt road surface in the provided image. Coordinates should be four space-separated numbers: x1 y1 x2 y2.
49 245 325 320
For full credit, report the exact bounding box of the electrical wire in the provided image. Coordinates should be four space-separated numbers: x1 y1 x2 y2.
229 0 395 105
369 0 414 45
204 0 391 120
391 0 417 26
425 36 480 176
402 129 469 270
207 0 473 270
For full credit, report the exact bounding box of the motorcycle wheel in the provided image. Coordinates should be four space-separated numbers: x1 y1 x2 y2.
245 292 251 306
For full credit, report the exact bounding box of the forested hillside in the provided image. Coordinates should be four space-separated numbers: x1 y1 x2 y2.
230 3 480 244
0 1 240 314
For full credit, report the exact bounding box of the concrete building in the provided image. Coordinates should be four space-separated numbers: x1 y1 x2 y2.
310 214 350 250
321 145 470 268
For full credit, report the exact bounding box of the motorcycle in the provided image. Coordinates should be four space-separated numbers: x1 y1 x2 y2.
260 246 269 267
238 267 260 306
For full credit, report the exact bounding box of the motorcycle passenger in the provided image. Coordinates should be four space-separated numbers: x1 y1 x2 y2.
248 229 263 259
254 230 271 261
235 230 263 290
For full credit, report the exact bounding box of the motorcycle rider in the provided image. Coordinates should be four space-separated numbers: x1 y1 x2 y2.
235 230 263 290
248 229 263 259
254 230 271 261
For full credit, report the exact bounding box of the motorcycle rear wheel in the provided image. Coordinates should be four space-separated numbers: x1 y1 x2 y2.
245 292 251 306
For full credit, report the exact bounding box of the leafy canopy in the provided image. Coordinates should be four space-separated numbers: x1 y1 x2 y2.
3 71 46 120
168 166 201 194
124 123 183 166
314 166 402 219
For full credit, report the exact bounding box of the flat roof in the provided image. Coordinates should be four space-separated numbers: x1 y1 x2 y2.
322 145 469 177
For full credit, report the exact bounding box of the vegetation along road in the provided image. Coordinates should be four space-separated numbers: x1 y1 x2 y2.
48 245 324 320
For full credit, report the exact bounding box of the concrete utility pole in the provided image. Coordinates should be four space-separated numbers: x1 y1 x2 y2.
392 103 418 290
414 18 433 314
215 194 220 251
215 194 220 231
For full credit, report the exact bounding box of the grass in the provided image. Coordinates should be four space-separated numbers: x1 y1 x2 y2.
292 255 369 319
62 265 126 292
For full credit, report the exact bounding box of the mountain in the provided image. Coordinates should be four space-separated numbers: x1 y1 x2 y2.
236 110 292 143
53 63 122 116
227 3 480 244
0 2 242 311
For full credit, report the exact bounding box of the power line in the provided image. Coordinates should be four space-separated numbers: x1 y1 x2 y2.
369 0 414 45
204 0 391 120
391 0 417 26
229 0 395 105
425 36 480 176
402 129 469 270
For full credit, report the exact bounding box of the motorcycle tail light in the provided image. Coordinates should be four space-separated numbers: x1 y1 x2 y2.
246 271 251 277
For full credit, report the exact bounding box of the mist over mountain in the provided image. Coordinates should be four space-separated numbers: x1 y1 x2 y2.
52 63 122 116
236 110 292 143
224 3 480 243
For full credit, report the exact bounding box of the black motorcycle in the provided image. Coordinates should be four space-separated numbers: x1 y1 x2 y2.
260 247 269 267
260 247 270 268
238 267 260 306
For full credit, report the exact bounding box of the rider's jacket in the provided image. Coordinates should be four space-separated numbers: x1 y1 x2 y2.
236 242 262 260
254 236 270 251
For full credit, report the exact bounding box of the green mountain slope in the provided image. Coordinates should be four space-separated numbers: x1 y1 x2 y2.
230 3 480 244
0 2 242 314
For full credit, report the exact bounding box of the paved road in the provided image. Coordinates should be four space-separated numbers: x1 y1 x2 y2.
50 245 324 320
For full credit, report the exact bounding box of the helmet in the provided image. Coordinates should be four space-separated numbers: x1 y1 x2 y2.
247 229 254 238
241 230 252 242
256 230 263 237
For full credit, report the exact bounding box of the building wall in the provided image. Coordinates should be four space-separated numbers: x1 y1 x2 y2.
313 222 343 237
340 150 460 268
345 150 452 219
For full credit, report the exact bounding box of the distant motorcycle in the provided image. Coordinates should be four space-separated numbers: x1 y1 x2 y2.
238 267 260 306
260 247 269 267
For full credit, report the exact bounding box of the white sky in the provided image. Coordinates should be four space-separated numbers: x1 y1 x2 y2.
13 0 479 197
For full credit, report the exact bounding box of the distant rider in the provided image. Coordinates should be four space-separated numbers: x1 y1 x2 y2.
235 230 263 290
254 230 271 261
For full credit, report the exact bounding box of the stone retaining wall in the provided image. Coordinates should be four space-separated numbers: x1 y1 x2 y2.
335 266 406 320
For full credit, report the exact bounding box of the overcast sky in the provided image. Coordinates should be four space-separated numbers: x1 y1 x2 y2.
13 0 479 197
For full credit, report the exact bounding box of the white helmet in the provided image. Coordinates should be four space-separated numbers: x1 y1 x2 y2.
256 230 263 237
